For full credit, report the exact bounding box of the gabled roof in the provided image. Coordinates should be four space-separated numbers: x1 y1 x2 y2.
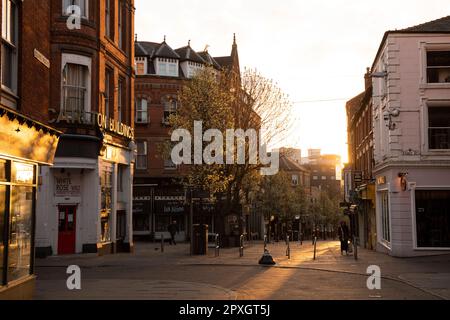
214 56 233 70
175 45 205 64
198 51 222 69
280 155 309 173
135 41 159 57
401 15 450 32
154 41 180 59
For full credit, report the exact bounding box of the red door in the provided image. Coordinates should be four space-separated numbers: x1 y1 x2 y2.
58 206 77 255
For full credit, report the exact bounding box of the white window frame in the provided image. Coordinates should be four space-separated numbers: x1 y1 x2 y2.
62 0 88 19
136 141 148 170
379 190 391 245
61 53 92 115
135 98 149 124
1 0 18 95
156 58 179 77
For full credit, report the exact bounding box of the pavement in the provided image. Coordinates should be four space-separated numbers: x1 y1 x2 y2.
34 240 450 300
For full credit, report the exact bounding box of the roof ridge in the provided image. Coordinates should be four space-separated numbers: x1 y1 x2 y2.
401 15 450 32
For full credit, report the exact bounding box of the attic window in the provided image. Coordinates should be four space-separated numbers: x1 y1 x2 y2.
427 51 450 83
156 58 178 77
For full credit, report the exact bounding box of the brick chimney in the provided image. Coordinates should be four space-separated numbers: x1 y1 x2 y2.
364 67 372 90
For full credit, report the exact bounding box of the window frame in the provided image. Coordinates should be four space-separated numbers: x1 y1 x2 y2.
136 141 148 170
1 0 18 95
426 50 450 84
427 105 450 151
62 0 89 19
135 97 149 124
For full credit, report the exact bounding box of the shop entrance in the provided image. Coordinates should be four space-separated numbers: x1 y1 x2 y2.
58 206 77 255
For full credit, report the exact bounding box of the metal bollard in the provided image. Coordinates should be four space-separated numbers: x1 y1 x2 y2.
264 235 268 252
215 234 220 257
286 235 291 259
161 233 164 253
353 236 358 261
313 236 317 260
239 235 245 258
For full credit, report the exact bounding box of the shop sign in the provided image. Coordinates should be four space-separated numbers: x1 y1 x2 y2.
377 176 387 185
55 176 81 197
353 171 363 184
48 110 134 140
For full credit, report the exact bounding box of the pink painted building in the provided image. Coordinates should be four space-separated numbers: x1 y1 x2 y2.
371 16 450 257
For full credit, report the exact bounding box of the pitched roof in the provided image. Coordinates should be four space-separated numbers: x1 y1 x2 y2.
401 15 450 32
214 56 233 70
154 41 180 59
175 46 205 64
135 41 159 57
280 155 309 173
198 51 222 69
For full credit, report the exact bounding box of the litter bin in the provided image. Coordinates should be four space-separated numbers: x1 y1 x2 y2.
192 224 208 255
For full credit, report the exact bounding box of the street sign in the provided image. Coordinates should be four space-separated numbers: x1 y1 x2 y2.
353 171 363 184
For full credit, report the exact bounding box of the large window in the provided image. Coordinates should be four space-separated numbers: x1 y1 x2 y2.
0 160 36 287
100 165 112 243
104 68 113 118
427 51 450 84
429 106 450 150
1 0 18 94
416 190 450 248
381 191 390 243
136 98 148 124
118 77 125 123
136 141 148 170
105 0 113 39
62 63 88 117
62 0 88 19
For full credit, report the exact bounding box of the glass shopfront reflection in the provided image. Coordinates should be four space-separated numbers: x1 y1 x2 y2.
0 159 36 287
8 186 33 281
1 185 6 285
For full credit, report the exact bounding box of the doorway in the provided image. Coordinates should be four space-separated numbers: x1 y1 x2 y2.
58 206 77 255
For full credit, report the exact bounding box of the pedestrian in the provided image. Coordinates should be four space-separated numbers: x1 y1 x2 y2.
168 221 178 245
338 221 350 255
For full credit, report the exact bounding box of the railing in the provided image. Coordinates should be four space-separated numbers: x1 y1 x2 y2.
286 235 291 260
239 235 245 258
215 234 220 257
313 236 317 260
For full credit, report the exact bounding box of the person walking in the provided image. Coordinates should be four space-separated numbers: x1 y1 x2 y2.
168 221 178 245
338 221 350 255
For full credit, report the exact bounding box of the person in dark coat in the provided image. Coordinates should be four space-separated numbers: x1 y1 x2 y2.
338 221 350 255
168 221 178 245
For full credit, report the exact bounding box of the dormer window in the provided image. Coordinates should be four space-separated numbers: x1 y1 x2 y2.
135 57 146 75
187 61 203 78
156 58 178 77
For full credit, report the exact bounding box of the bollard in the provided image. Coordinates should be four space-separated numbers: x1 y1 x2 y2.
264 235 268 252
215 234 220 257
353 236 358 261
161 233 164 253
313 236 317 260
239 235 245 258
286 235 291 260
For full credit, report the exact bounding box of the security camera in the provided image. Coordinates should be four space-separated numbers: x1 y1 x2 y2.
383 111 390 121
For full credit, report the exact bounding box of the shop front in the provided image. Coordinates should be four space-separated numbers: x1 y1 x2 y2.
0 107 60 299
36 129 135 257
376 167 450 257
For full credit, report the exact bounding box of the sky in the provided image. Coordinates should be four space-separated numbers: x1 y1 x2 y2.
135 0 450 163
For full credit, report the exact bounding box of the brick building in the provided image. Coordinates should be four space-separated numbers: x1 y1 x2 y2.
346 69 376 250
36 0 136 257
133 36 240 241
304 150 341 196
1 1 60 299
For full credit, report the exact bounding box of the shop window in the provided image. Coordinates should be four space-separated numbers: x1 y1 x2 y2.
381 191 390 243
427 51 450 83
136 98 148 124
100 167 112 243
8 186 33 282
1 0 18 94
429 106 450 150
62 63 89 118
416 190 450 248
